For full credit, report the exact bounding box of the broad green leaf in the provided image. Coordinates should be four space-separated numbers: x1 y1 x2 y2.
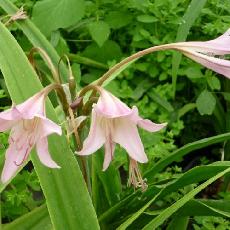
3 205 51 230
0 22 99 230
172 0 207 97
0 0 68 81
196 90 216 115
145 132 230 180
88 21 110 47
32 0 85 36
142 167 230 229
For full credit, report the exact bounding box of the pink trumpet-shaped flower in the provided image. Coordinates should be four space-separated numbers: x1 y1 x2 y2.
78 88 166 190
171 29 230 78
0 91 62 183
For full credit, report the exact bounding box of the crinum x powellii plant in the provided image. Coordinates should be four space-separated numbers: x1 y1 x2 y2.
1 28 230 192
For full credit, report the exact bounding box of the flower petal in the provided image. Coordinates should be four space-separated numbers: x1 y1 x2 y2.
138 119 167 132
1 143 29 183
95 88 132 118
36 138 60 168
16 91 46 119
183 49 230 78
175 29 230 55
0 107 21 131
78 110 105 155
40 117 62 138
113 117 148 163
103 139 115 171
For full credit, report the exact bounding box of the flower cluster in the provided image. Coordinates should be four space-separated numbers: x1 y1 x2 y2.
1 29 230 191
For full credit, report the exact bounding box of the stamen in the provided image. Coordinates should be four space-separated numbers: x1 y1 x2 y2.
128 159 148 192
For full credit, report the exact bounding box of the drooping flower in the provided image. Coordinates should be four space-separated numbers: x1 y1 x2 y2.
77 88 166 190
170 29 230 78
0 90 62 183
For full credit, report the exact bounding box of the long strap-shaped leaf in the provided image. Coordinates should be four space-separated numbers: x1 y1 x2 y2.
0 22 99 230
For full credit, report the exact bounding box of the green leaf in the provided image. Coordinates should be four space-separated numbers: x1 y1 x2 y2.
172 0 207 97
207 76 221 90
144 132 230 180
185 66 204 79
3 205 51 230
88 21 110 47
137 15 158 23
142 167 230 229
105 11 133 29
0 22 99 230
196 90 216 115
32 0 85 36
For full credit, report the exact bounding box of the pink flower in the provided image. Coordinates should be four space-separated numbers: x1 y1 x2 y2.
0 91 62 183
171 29 230 78
78 88 166 190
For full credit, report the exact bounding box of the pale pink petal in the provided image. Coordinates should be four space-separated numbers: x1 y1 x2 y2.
78 110 105 155
130 106 167 131
39 117 62 138
95 88 132 118
1 143 30 183
36 138 60 168
113 117 148 163
0 107 21 131
103 139 115 171
175 29 230 55
16 91 46 119
182 49 230 78
138 119 167 132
